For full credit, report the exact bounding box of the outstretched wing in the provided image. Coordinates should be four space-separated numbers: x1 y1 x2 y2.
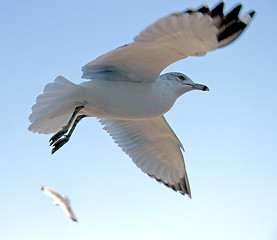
41 186 62 201
60 202 78 222
99 117 191 197
82 2 255 82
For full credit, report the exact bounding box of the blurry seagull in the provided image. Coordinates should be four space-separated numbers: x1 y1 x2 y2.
30 2 255 197
41 186 78 222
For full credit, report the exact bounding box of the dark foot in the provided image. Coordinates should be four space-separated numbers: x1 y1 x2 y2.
48 105 85 153
51 136 69 154
49 106 85 146
49 127 67 146
49 105 86 154
75 105 85 112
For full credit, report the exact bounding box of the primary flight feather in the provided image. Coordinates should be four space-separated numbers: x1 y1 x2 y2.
29 2 255 197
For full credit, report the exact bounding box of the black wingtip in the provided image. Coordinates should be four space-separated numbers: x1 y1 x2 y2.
228 4 242 17
148 174 191 197
249 11 256 17
197 5 210 14
211 2 224 17
216 3 255 48
231 4 242 13
221 4 242 26
179 176 191 197
184 9 196 14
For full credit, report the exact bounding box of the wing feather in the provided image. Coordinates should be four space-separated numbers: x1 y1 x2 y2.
82 2 255 82
41 186 62 201
60 203 78 222
99 117 191 197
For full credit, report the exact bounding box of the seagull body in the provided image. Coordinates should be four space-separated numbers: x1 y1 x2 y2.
29 2 255 197
78 73 201 119
41 186 78 222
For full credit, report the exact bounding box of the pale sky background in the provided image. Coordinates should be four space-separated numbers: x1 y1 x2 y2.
1 0 276 239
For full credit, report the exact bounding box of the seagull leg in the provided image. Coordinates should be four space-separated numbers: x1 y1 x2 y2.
49 105 84 145
51 114 87 154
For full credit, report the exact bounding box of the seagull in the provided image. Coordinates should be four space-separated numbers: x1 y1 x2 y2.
29 2 255 198
41 186 78 222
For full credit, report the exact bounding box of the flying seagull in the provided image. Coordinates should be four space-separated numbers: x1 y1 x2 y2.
29 2 255 198
41 186 78 222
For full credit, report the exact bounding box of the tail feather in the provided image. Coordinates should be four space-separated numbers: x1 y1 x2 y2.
28 76 83 134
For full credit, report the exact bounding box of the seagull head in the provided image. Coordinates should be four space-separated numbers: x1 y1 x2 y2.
162 72 209 96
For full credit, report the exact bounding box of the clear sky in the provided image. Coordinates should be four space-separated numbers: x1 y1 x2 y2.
1 0 276 239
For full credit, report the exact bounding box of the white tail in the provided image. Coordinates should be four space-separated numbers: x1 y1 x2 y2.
28 76 83 134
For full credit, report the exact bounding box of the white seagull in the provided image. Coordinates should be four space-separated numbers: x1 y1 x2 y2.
41 186 78 222
29 2 255 197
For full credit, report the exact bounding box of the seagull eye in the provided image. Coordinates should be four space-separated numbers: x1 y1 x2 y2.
178 75 185 80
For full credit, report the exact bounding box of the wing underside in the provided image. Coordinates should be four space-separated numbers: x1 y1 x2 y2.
99 117 191 197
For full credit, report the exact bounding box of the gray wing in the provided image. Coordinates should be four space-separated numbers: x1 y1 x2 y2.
82 3 255 82
99 116 191 197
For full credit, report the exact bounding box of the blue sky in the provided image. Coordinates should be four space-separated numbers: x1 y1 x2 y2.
1 0 276 239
